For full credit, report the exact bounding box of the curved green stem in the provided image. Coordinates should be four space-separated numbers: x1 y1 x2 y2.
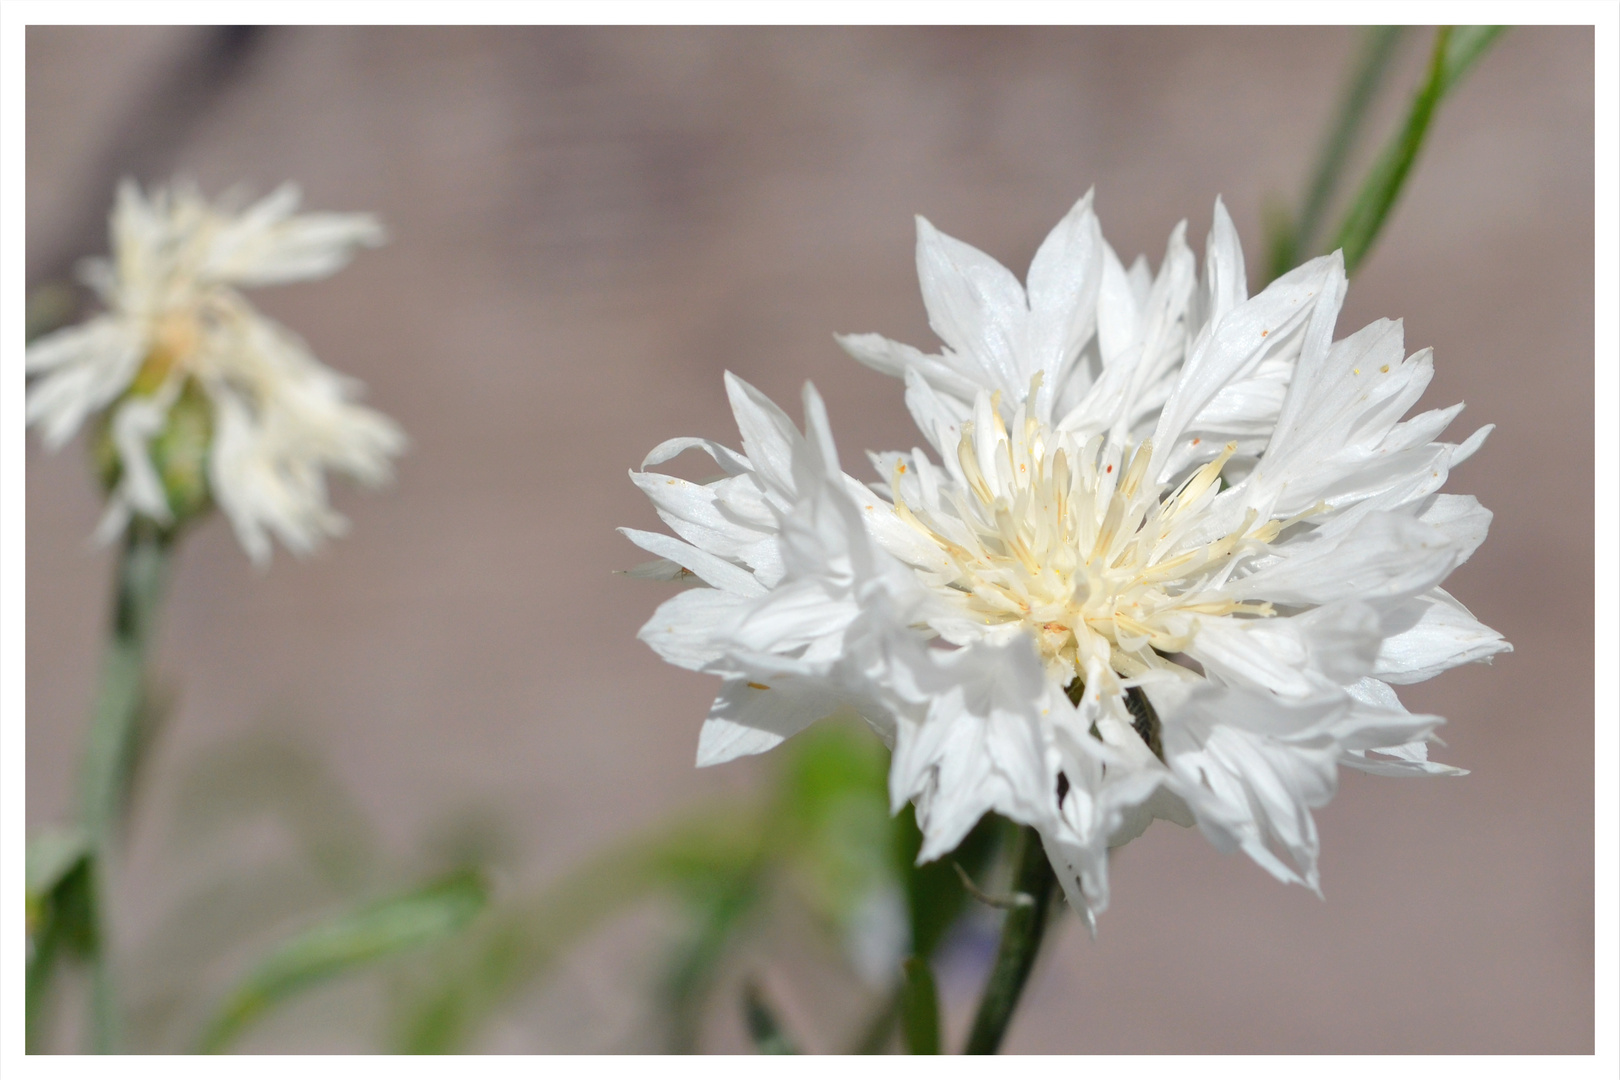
963 825 1059 1054
79 526 172 1052
1268 26 1406 282
1330 27 1452 275
1330 26 1505 276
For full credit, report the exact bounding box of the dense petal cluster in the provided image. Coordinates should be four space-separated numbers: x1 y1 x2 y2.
624 192 1508 925
26 180 404 563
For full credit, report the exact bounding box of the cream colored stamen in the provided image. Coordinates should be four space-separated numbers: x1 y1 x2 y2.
889 407 1318 686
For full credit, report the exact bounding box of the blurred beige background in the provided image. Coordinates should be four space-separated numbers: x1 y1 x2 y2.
26 26 1593 1053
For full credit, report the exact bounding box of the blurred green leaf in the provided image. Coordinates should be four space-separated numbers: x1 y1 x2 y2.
900 957 941 1055
1267 26 1406 282
395 722 998 1054
27 827 89 906
199 870 488 1053
773 723 907 977
1330 26 1507 276
898 805 1005 961
392 807 764 1053
1440 26 1507 94
124 860 339 1053
662 868 763 1052
742 978 799 1054
846 807 1007 1053
26 834 97 1053
173 733 382 892
663 721 895 1051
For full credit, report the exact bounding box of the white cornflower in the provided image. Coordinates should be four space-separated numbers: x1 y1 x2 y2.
625 192 1508 926
26 180 404 563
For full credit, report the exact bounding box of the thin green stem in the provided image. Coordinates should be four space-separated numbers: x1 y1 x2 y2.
663 871 761 1053
1330 27 1452 275
1328 26 1506 277
25 848 92 1053
25 909 65 1053
900 957 941 1054
1270 26 1406 282
79 526 172 1053
1299 27 1406 251
963 825 1059 1055
1438 26 1508 96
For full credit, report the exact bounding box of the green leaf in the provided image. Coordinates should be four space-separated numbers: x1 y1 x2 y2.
661 868 764 1052
772 721 901 946
1330 26 1507 276
199 870 488 1053
844 808 1005 1053
26 839 97 1053
900 957 941 1054
172 733 382 892
27 827 89 905
391 807 764 1053
1440 26 1507 94
742 978 800 1054
1268 26 1406 282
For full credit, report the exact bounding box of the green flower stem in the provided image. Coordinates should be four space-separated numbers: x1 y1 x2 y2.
1330 27 1452 276
79 525 173 1053
1268 26 1406 282
1299 27 1406 252
963 825 1059 1055
900 957 941 1054
1330 26 1504 276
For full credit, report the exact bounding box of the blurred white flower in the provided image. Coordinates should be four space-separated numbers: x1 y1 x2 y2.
625 193 1508 926
26 179 404 563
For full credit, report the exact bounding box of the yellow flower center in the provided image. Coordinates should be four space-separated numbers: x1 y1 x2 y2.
130 310 202 396
892 393 1301 689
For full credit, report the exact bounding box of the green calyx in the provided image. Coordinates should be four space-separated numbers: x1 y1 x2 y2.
92 375 215 535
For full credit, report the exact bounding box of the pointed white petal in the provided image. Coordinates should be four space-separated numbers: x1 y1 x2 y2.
618 527 765 596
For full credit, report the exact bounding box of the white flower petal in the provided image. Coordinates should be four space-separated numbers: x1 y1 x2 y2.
203 183 386 287
914 215 1029 396
618 527 763 597
1226 512 1459 605
835 332 984 404
638 587 755 672
696 678 863 766
1094 241 1141 365
1372 587 1511 684
641 435 752 476
1417 493 1492 565
25 316 146 448
1023 189 1102 413
630 469 775 569
1199 196 1249 327
108 389 179 524
724 371 806 499
1153 252 1341 476
1187 601 1382 696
